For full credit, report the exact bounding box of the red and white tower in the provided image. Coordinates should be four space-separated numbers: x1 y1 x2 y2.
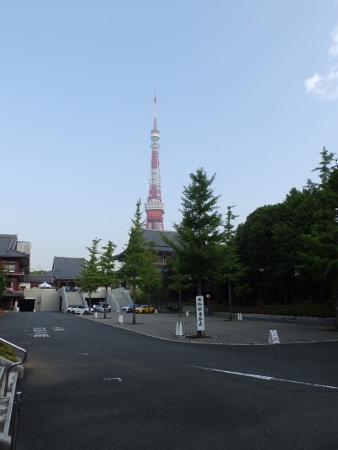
145 92 165 230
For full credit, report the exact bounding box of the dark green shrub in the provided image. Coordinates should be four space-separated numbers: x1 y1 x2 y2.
0 343 17 362
211 303 335 318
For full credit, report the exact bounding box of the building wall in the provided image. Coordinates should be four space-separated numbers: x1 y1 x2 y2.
23 288 60 312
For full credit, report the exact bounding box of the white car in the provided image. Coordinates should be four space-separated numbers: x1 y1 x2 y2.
93 304 111 313
66 305 94 315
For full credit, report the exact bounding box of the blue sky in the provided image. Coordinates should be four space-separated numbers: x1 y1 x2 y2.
1 0 337 270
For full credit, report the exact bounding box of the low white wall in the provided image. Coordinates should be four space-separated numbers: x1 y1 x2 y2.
24 288 60 312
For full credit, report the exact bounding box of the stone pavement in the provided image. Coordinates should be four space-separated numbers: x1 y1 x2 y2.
78 311 338 345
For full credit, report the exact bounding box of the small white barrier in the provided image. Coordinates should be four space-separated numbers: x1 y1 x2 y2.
237 312 243 321
186 311 189 317
118 315 124 324
175 322 184 336
268 330 280 344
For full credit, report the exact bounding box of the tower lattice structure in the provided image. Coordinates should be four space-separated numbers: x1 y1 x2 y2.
144 93 165 230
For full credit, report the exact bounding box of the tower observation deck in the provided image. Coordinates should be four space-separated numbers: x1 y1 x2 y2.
145 93 165 230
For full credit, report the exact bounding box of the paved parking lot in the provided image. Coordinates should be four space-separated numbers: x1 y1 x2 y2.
77 311 338 345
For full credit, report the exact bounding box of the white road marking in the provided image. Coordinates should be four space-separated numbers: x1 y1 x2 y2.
190 365 338 390
33 327 49 338
103 378 122 382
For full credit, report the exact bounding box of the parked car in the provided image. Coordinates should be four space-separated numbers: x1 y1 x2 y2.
64 286 79 292
135 305 155 314
122 304 139 313
93 304 111 313
67 305 94 315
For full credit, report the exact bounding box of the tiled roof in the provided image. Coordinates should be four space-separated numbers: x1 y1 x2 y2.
25 275 54 283
52 257 85 279
141 229 178 253
115 229 178 260
0 234 30 260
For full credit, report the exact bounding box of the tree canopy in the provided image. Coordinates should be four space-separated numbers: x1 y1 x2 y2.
166 167 224 295
121 199 157 323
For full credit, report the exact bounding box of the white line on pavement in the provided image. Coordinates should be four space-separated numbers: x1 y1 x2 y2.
190 365 338 390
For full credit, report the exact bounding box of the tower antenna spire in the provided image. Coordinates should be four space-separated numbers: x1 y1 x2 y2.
154 88 157 130
145 91 165 230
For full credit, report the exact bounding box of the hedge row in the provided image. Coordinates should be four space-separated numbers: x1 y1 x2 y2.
211 303 335 318
0 342 17 362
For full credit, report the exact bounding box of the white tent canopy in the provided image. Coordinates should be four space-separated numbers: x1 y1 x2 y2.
39 281 52 289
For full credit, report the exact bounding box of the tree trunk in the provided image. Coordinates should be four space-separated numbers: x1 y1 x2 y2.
132 281 136 324
197 278 202 296
334 281 338 329
88 292 92 313
104 286 108 319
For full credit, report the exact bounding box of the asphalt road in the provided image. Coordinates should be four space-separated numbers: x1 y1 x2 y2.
1 312 338 450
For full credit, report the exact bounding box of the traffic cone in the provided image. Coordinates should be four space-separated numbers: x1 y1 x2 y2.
175 322 184 336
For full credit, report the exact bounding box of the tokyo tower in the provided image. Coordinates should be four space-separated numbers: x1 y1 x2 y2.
144 92 165 230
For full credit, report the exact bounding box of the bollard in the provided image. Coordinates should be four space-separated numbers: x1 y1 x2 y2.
155 309 158 314
186 310 189 317
175 322 184 336
118 315 124 324
95 312 98 318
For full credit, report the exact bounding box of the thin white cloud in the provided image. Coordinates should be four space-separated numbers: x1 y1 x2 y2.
305 24 338 100
328 26 338 58
305 65 338 100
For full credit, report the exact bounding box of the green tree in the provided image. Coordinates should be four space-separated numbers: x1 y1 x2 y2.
165 168 224 298
300 148 338 327
166 254 191 315
121 199 148 324
78 238 102 313
235 204 284 304
272 187 318 304
217 206 245 320
140 243 161 312
99 240 117 319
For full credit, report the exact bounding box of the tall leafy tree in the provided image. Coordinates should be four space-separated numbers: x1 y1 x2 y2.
140 243 161 312
121 199 148 324
99 240 117 319
78 238 102 313
217 206 245 320
300 148 338 327
166 254 191 315
165 168 224 296
235 204 284 304
272 187 318 303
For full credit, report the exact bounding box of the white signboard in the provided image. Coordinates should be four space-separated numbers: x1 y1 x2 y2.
196 296 205 331
268 329 280 344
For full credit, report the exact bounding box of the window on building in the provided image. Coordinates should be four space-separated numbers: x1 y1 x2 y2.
3 262 16 272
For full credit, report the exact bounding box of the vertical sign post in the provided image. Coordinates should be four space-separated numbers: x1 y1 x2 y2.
196 296 205 336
